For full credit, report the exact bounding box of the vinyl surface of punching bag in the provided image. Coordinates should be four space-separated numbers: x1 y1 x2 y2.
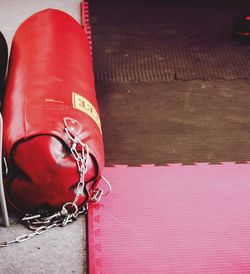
3 9 104 213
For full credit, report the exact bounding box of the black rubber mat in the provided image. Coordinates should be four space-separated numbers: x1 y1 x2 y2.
0 32 7 84
90 0 250 82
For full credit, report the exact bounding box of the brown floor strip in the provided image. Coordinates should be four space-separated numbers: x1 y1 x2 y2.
96 80 250 165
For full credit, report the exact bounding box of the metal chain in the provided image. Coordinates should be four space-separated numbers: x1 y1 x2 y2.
1 125 103 248
0 203 89 248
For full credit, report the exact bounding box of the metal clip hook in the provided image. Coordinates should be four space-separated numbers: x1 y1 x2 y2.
91 188 104 202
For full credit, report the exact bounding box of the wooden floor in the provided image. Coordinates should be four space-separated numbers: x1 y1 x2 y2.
97 80 250 166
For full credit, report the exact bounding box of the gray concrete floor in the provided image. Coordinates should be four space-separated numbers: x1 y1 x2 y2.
0 1 87 274
0 215 87 274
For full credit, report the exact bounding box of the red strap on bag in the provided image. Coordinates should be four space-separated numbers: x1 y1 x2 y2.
3 9 104 213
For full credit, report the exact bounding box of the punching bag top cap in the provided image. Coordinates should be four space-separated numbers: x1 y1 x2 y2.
15 9 82 36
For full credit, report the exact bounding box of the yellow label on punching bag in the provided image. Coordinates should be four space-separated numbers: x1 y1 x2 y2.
72 92 102 133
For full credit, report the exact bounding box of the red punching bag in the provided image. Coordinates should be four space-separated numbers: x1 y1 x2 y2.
3 9 104 213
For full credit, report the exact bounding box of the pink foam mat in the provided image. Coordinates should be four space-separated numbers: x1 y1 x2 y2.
88 163 250 273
